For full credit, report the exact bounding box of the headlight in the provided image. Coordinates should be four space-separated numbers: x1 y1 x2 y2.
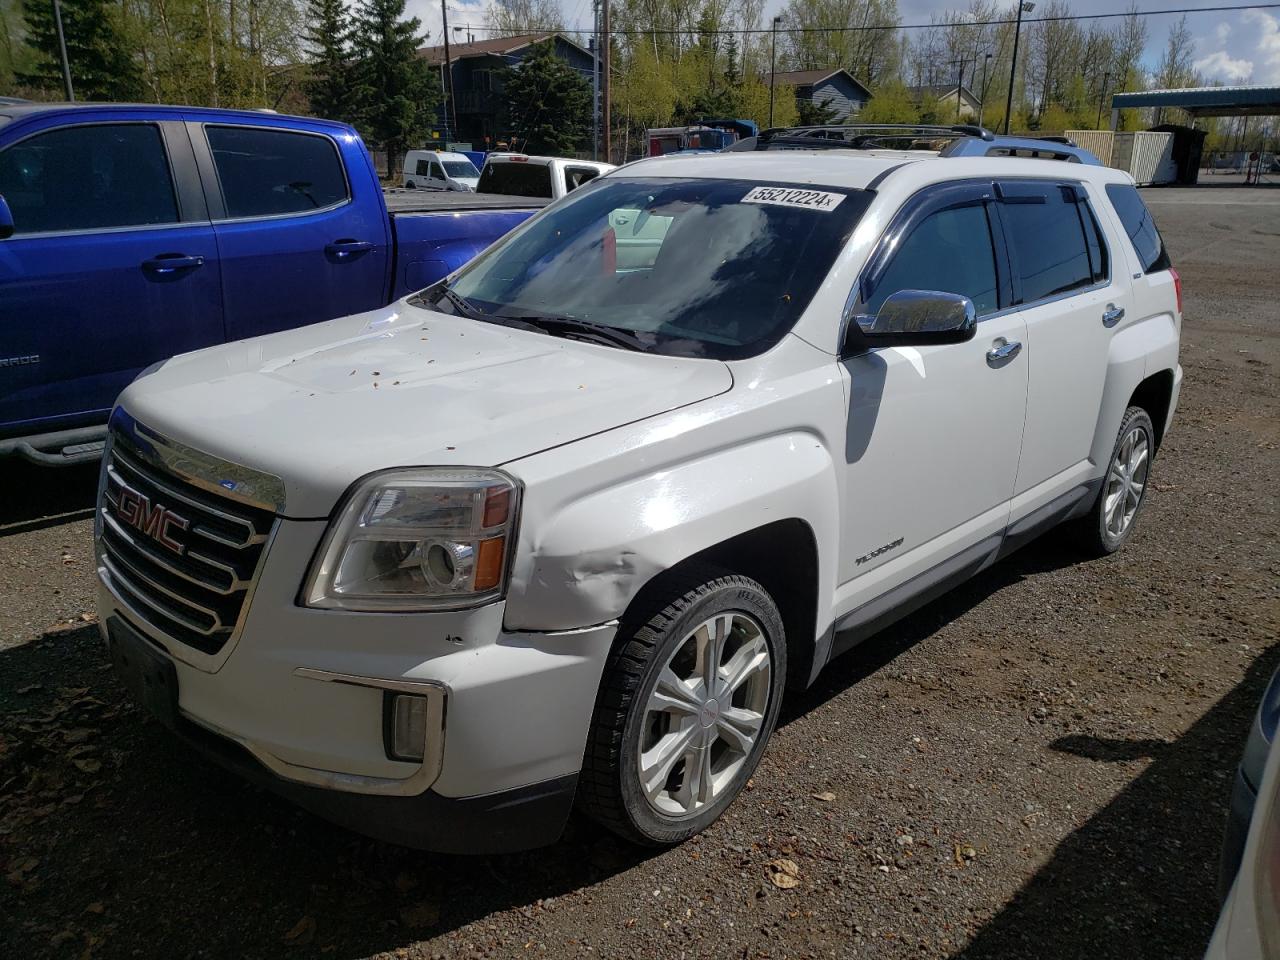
304 468 520 611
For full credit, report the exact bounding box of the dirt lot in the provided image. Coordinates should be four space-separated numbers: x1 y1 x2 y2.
2 182 1278 960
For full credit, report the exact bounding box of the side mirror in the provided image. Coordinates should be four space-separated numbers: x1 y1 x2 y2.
843 289 977 355
0 195 13 240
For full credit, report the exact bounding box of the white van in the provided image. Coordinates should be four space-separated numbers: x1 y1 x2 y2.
401 150 480 192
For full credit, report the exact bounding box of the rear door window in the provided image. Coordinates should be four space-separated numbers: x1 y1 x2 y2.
415 158 431 176
477 161 553 198
999 182 1095 303
0 123 178 234
205 125 348 218
863 203 1000 316
1105 182 1171 273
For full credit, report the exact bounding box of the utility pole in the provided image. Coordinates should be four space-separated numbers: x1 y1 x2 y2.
948 57 973 122
440 0 458 144
1096 70 1111 129
769 16 781 127
977 52 992 128
52 0 74 101
602 0 611 162
592 0 600 161
1003 1 1034 135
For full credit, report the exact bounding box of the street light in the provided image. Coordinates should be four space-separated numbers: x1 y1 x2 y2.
1003 1 1034 135
977 52 992 128
769 15 782 128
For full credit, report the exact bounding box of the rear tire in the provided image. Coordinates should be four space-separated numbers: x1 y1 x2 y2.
1072 406 1155 556
578 567 786 846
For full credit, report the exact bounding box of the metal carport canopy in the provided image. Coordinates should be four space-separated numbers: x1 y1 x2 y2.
1110 85 1280 118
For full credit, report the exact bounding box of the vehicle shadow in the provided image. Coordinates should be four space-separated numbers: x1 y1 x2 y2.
948 645 1278 960
0 458 99 532
0 532 1095 959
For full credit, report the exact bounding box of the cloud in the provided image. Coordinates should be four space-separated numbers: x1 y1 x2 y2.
1214 21 1231 46
1242 9 1280 84
1194 50 1254 83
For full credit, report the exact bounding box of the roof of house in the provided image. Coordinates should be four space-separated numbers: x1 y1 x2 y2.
908 84 979 102
417 32 592 65
773 68 869 92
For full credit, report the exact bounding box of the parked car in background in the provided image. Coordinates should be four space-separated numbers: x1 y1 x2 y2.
401 150 480 191
476 153 614 199
95 126 1182 854
0 103 545 465
1207 663 1280 959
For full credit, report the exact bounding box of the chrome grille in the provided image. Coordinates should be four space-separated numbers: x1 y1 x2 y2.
97 431 276 655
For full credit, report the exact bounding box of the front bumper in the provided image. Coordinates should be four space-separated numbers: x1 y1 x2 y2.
96 515 618 851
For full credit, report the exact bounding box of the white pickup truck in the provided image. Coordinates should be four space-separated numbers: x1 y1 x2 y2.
476 153 614 199
95 126 1182 853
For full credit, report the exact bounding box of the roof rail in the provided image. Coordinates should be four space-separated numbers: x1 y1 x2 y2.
942 134 1101 165
732 123 996 152
731 123 1101 165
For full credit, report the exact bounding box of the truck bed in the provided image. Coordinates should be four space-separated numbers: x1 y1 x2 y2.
383 190 550 213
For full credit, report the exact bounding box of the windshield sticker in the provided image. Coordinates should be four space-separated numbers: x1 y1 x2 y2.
742 186 846 212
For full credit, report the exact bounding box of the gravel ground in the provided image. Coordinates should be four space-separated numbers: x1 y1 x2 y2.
2 182 1278 960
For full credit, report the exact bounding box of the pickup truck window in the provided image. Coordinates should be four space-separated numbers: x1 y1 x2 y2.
444 176 872 360
1000 183 1095 303
564 166 601 192
0 123 178 235
863 204 999 317
1105 183 1171 274
205 125 348 218
478 161 553 198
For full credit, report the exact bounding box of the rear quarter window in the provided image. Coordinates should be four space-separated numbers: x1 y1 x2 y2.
1105 183 1171 274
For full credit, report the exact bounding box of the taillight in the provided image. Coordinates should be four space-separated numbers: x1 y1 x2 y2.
1169 267 1183 314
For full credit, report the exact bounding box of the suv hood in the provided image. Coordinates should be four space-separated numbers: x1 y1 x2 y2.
118 302 732 517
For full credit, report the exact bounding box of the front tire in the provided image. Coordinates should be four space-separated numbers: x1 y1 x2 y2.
1073 406 1156 555
578 568 786 846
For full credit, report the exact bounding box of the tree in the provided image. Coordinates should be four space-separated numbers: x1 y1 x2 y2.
859 79 918 123
500 39 591 153
304 0 354 121
485 0 562 35
797 94 840 125
349 0 439 174
18 0 140 100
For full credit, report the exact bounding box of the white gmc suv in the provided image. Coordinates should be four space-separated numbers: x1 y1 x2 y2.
95 127 1182 853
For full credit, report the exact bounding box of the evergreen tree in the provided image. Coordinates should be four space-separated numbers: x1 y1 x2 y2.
797 95 840 125
304 0 354 121
18 0 139 100
349 0 439 174
499 40 590 154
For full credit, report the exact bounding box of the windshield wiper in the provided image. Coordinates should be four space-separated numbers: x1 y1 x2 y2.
498 313 650 352
436 285 488 320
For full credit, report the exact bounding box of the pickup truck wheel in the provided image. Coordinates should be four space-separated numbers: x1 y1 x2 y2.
579 569 786 846
1074 406 1155 555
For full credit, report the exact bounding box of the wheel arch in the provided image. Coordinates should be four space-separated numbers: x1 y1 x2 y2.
1128 367 1175 449
616 519 822 692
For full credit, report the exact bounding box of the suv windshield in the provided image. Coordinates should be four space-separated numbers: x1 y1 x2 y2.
444 160 479 178
440 177 871 359
477 161 553 197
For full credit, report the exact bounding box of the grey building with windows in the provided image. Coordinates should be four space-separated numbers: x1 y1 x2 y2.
417 33 597 148
773 69 872 122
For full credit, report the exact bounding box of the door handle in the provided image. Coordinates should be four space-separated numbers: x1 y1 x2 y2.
986 338 1022 366
325 239 374 260
1102 303 1126 327
142 253 204 274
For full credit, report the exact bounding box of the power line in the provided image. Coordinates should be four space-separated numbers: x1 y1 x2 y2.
446 3 1280 37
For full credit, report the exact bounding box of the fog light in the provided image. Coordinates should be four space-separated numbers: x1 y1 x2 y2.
388 693 429 762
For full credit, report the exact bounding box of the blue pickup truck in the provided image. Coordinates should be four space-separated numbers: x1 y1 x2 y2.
0 103 545 464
